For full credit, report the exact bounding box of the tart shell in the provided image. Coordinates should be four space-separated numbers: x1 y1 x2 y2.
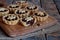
8 4 20 12
33 11 49 22
15 9 30 18
16 1 29 8
0 8 9 17
3 14 19 25
20 16 36 27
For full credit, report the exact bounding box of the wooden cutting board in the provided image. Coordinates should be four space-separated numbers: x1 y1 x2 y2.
0 16 57 37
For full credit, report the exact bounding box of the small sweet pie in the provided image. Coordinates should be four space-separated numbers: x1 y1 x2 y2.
0 7 9 17
3 14 19 25
20 16 36 27
16 1 28 8
15 9 30 18
26 5 38 12
8 4 20 12
33 11 48 22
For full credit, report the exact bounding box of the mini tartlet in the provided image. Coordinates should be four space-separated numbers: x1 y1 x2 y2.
15 9 30 18
3 14 19 25
8 4 20 12
16 1 28 8
33 11 49 22
26 5 38 12
0 7 9 17
20 16 36 27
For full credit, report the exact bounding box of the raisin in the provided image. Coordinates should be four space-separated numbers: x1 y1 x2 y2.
27 7 32 10
4 10 7 12
12 19 15 21
35 13 40 16
22 18 26 22
34 6 37 9
37 24 40 26
15 17 17 20
25 11 28 13
16 10 19 14
26 21 30 24
40 13 46 17
16 6 19 8
9 6 12 8
35 13 37 15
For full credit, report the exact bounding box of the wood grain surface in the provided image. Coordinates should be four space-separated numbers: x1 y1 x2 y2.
40 0 58 14
0 16 57 37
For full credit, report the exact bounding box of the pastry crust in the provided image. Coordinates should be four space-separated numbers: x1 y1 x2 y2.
26 5 39 12
16 1 28 8
33 11 48 22
0 7 9 17
3 14 19 25
15 9 30 18
20 16 36 27
8 4 20 12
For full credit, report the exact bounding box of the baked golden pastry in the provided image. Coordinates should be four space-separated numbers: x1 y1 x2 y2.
8 4 20 12
15 9 30 18
20 16 36 27
16 1 28 8
0 7 9 17
26 5 38 12
3 14 19 25
33 11 48 22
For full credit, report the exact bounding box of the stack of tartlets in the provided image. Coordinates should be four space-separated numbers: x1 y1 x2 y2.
1 1 49 27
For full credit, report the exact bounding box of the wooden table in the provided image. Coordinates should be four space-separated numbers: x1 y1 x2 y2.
0 0 60 40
